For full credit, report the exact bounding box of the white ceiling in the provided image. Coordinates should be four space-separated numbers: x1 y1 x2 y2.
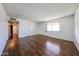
3 3 79 22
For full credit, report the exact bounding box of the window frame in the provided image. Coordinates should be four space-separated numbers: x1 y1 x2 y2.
46 22 60 32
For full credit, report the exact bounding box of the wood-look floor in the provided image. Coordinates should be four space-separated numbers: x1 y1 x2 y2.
2 34 79 56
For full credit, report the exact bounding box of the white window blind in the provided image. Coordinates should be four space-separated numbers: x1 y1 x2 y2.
47 22 60 31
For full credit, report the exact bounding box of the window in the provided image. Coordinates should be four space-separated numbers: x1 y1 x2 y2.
47 22 60 31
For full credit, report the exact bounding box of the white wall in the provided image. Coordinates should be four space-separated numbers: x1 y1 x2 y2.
17 18 36 38
35 15 74 42
74 7 79 51
0 4 8 55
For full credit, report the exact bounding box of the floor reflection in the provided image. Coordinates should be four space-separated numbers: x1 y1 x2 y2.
45 41 60 55
2 34 79 56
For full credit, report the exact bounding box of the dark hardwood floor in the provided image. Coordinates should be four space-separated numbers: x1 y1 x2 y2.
2 34 79 56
